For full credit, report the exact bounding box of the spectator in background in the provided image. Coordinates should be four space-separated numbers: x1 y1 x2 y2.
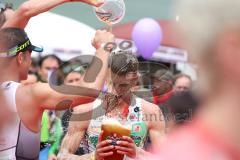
164 73 197 132
41 70 85 160
37 55 66 153
173 73 192 93
152 70 174 103
39 55 62 160
37 55 62 83
166 91 198 133
61 71 85 136
64 71 83 85
29 58 39 73
40 110 63 160
151 70 174 116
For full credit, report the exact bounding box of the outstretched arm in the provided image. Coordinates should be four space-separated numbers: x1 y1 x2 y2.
18 30 114 110
2 0 103 29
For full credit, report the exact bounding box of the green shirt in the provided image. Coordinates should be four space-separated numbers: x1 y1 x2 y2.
41 111 63 156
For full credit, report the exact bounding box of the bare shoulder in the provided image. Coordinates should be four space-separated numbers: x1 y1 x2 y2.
16 83 39 106
18 82 50 99
140 98 165 133
141 98 162 114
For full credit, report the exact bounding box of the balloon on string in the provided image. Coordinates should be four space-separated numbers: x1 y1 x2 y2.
132 18 163 59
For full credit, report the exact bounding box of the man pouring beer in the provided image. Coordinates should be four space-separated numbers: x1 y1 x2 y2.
58 53 166 160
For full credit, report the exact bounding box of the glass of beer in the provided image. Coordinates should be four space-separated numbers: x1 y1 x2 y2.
93 0 126 32
101 119 131 160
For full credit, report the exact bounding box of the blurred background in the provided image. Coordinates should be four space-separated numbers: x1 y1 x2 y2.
6 0 196 80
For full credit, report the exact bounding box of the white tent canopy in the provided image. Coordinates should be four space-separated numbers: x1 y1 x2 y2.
25 12 96 61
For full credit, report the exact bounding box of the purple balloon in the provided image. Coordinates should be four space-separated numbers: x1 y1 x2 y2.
132 18 163 59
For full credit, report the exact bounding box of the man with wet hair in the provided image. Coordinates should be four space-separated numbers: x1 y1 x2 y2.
58 53 166 160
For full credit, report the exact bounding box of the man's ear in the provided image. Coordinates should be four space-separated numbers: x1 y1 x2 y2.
16 52 24 65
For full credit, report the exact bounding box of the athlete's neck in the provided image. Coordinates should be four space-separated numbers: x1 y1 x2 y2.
0 70 20 83
118 93 132 107
200 82 240 151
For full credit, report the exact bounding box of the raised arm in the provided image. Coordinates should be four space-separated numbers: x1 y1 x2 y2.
2 0 103 29
80 30 114 91
18 82 94 110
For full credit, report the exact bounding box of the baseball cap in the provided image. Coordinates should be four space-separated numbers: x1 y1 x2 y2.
0 28 43 58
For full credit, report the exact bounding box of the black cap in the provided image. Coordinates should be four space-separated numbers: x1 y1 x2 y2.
0 28 43 58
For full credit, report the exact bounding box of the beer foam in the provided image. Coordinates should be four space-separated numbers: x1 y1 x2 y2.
102 118 131 130
102 118 121 125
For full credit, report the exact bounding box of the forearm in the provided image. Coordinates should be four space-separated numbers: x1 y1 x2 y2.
58 127 86 157
80 48 109 91
19 0 67 17
58 130 94 160
3 0 67 28
32 82 96 110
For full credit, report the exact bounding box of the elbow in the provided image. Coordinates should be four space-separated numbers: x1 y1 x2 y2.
71 96 95 108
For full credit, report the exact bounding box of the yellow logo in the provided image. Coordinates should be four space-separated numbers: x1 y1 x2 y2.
9 40 30 55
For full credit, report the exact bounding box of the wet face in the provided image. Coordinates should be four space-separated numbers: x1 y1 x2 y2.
174 77 192 93
65 72 82 86
111 71 139 96
38 57 59 82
